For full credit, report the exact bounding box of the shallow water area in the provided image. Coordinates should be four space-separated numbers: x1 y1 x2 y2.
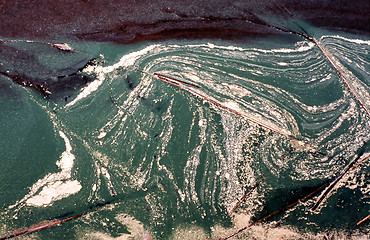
0 29 369 240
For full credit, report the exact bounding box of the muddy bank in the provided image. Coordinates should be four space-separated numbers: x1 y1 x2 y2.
0 0 368 97
0 0 369 43
0 40 96 97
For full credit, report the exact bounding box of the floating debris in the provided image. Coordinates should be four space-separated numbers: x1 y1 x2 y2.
47 42 79 52
0 39 82 53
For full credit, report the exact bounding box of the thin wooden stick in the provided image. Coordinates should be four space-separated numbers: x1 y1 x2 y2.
154 73 201 88
0 213 83 240
311 38 370 117
276 3 370 117
357 214 370 226
0 197 120 240
216 181 329 240
229 174 269 216
154 73 299 140
312 153 370 211
228 143 324 216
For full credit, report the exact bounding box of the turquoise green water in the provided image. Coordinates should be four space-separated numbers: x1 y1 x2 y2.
0 29 369 239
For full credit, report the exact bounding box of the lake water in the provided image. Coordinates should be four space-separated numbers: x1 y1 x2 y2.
0 27 369 239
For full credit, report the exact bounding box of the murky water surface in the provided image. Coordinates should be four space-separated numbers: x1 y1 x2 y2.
0 29 369 239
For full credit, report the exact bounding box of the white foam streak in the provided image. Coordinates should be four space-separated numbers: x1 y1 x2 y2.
9 131 81 208
322 35 370 45
112 45 159 69
66 45 158 108
25 180 81 207
254 41 315 53
219 113 253 212
66 72 104 107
